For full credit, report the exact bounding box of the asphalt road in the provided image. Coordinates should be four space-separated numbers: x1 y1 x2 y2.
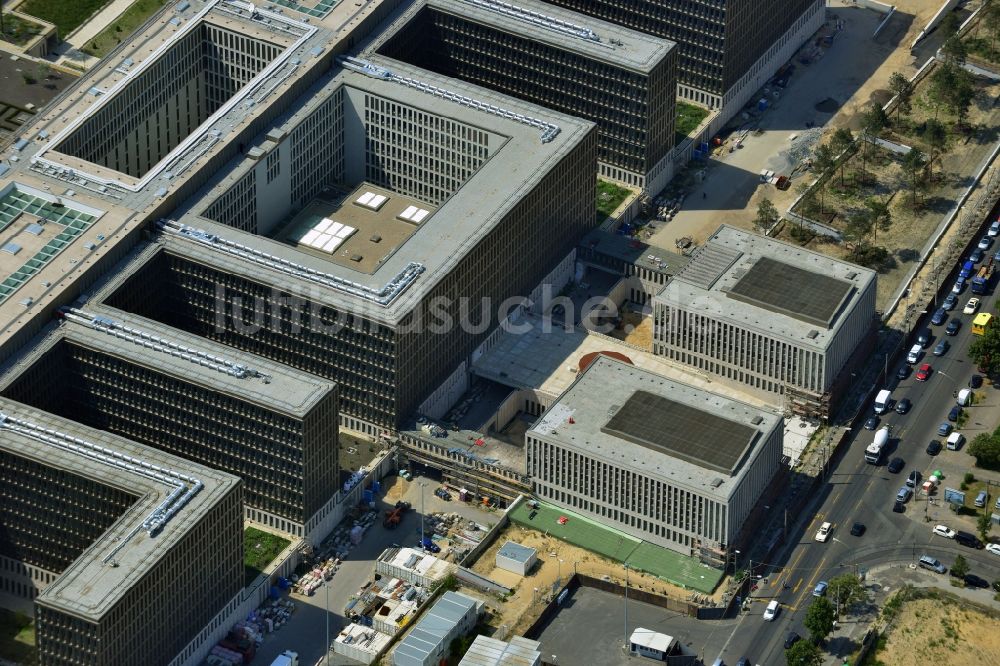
714 274 1000 665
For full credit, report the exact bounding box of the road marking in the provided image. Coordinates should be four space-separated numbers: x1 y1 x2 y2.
792 577 803 593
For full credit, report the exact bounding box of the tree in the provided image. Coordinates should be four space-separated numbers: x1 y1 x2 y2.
804 596 836 643
755 198 780 234
969 323 1000 375
977 512 993 543
901 147 928 209
968 432 1000 470
830 128 854 186
941 34 968 66
888 72 913 120
986 2 1000 55
941 10 961 37
785 640 823 666
860 103 888 183
827 573 869 616
812 143 836 212
865 198 892 244
844 211 873 249
951 554 969 579
921 118 948 158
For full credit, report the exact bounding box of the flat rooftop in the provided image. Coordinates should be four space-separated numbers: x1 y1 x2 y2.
0 0 399 350
165 60 593 323
0 399 239 621
528 356 782 499
579 228 689 278
0 308 334 417
727 256 854 329
369 0 674 72
471 311 772 408
274 184 434 274
603 390 758 474
659 225 876 348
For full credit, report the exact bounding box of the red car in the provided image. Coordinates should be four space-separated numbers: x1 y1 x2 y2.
915 363 933 381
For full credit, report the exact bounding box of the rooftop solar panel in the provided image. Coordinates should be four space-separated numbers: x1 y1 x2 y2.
602 390 759 474
727 257 853 328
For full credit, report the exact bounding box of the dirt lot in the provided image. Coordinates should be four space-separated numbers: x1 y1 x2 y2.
606 309 653 350
876 594 1000 666
469 523 722 635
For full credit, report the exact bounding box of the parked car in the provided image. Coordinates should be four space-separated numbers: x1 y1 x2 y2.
417 537 441 553
906 470 921 488
918 328 932 347
943 293 958 311
952 277 967 294
893 500 905 513
915 363 933 381
970 248 985 263
964 573 989 589
926 440 942 455
850 522 866 536
931 308 949 325
945 319 961 336
864 415 880 430
895 398 912 414
985 543 1000 556
933 525 956 539
978 235 993 250
994 248 1000 263
955 531 984 548
970 375 983 389
990 219 1000 237
784 632 801 649
887 457 905 473
434 488 452 501
938 422 953 436
948 405 962 422
813 581 828 597
896 364 911 379
964 298 981 315
918 555 947 573
896 487 913 503
934 339 950 356
975 490 989 508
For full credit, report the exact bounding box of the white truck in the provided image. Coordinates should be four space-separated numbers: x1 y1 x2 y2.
865 426 889 464
270 651 299 666
873 389 891 414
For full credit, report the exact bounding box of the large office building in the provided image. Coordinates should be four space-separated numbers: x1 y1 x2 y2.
653 225 876 414
538 0 825 122
526 355 783 556
0 309 339 537
370 0 677 191
0 400 243 666
82 60 596 434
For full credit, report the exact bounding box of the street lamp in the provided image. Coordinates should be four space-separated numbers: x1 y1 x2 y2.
324 580 331 665
623 563 630 650
419 481 427 546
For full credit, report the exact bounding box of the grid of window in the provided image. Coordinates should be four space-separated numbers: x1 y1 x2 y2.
55 23 282 178
1 341 335 523
203 170 257 233
105 252 400 427
290 88 345 206
540 0 817 96
35 482 242 665
265 149 281 184
378 8 674 174
363 94 491 206
0 450 139 575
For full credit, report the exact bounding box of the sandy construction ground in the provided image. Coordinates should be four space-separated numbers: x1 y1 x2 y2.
877 595 1000 666
470 523 723 635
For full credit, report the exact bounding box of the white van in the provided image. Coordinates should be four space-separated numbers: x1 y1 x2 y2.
874 389 891 414
763 599 780 621
947 432 964 450
956 389 972 406
906 344 922 364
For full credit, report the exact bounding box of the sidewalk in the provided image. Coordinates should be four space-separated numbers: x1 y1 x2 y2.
50 0 138 71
